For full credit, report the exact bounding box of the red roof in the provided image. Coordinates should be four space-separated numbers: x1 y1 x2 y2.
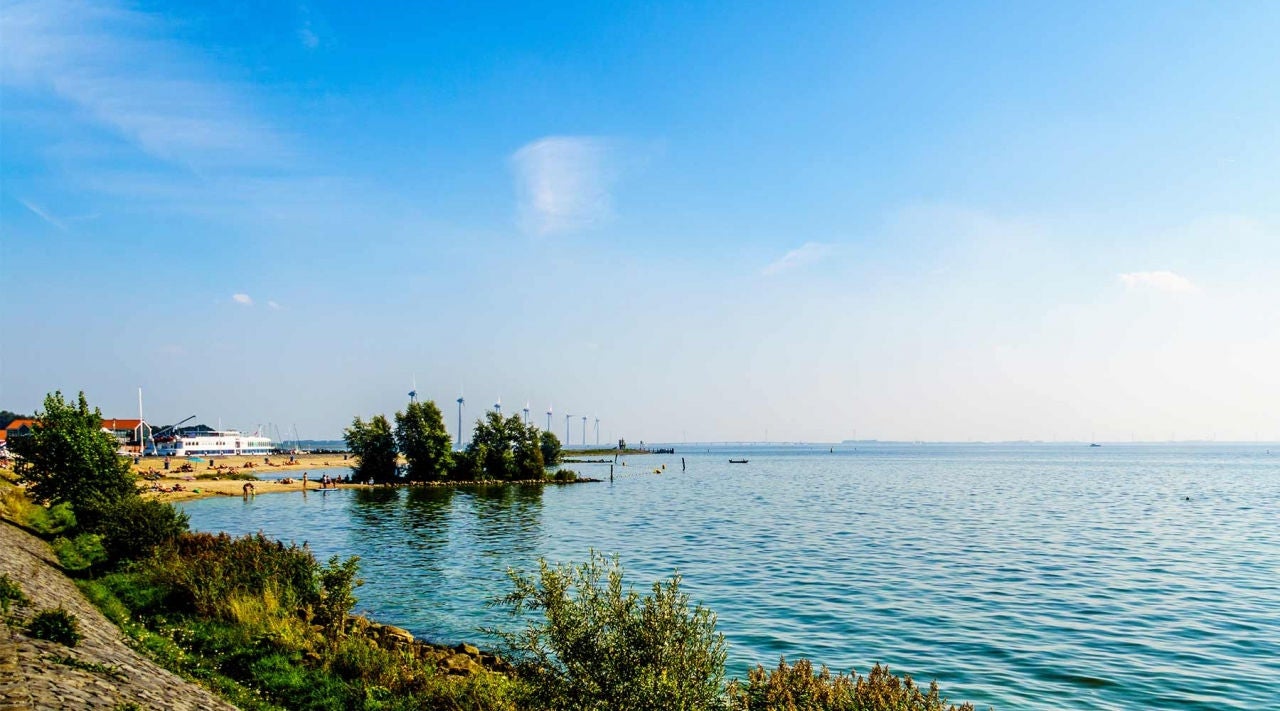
4 418 39 432
101 418 144 431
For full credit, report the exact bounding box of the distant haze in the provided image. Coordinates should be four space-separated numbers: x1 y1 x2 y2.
3 2 1278 443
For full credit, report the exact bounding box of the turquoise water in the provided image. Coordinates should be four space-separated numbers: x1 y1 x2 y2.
181 444 1280 709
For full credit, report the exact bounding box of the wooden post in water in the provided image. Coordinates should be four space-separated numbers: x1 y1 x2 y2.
610 464 614 482
681 457 686 471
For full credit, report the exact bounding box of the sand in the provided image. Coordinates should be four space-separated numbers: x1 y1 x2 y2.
139 475 358 503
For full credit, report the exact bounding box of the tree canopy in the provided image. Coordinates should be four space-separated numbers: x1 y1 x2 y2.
10 391 136 517
466 411 548 480
343 415 398 483
395 400 453 482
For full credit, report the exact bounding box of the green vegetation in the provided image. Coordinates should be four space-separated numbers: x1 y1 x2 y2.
90 496 189 565
81 532 521 711
344 414 399 483
726 658 975 711
27 607 83 646
487 551 727 711
346 398 575 483
52 532 108 571
46 653 127 681
467 411 547 481
538 431 562 466
0 573 28 614
396 400 455 481
10 391 136 518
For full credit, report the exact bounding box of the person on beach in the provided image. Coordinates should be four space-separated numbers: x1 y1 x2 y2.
302 472 308 489
163 456 170 471
243 482 255 496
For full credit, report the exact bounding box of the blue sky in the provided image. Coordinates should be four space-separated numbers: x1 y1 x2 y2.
3 0 1279 443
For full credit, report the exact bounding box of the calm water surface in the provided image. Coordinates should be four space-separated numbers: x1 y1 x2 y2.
181 444 1280 709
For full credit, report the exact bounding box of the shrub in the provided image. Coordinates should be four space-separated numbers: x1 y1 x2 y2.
151 532 320 618
76 579 131 626
725 658 976 711
52 532 108 571
27 607 83 646
487 551 726 711
551 468 578 483
26 502 78 536
89 497 189 563
314 555 362 639
0 573 28 614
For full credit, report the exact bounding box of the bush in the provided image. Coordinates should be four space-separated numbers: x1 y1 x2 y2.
725 658 976 711
25 502 78 536
151 532 320 618
551 468 578 483
52 532 108 571
314 555 362 639
89 497 189 563
27 607 83 646
0 573 28 614
487 551 726 711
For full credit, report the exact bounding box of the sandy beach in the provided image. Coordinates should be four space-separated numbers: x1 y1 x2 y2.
131 452 353 477
139 475 358 503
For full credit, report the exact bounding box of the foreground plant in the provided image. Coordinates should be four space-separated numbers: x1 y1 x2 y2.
487 551 727 711
27 607 83 647
726 657 977 711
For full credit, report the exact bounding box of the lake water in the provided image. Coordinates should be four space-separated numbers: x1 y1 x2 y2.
180 444 1280 709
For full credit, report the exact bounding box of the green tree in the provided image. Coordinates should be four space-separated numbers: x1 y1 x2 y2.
488 551 727 711
394 400 453 482
466 412 551 480
513 424 546 480
11 392 136 517
467 411 519 480
343 415 398 483
540 430 562 467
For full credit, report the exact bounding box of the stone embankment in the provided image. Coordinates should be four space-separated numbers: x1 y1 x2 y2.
0 521 238 711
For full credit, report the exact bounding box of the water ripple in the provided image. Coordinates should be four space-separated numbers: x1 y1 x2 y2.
183 444 1280 709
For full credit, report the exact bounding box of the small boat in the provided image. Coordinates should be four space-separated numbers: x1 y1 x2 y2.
728 459 748 464
1089 443 1101 447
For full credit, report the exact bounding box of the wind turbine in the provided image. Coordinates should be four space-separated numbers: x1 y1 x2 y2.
565 413 572 444
409 375 418 403
594 416 600 446
455 391 465 450
546 404 553 432
582 416 587 445
494 397 502 415
523 401 531 426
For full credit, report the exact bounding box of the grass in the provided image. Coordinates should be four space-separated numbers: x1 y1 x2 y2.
45 653 127 681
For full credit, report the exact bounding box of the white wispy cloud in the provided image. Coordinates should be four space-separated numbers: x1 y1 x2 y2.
1 0 285 170
762 242 834 276
298 27 319 49
511 136 616 235
232 293 253 305
267 300 282 310
17 198 67 231
1118 270 1200 294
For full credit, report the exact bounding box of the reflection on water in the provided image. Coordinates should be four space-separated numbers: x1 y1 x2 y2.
183 444 1280 710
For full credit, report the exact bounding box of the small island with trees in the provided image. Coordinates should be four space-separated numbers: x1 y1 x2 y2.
343 399 590 485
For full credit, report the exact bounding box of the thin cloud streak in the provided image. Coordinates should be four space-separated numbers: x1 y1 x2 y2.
1 0 285 170
17 198 68 231
762 242 834 276
511 136 615 235
1118 270 1200 294
232 293 253 305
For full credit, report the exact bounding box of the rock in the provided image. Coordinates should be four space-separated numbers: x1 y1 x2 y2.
455 642 481 658
441 653 483 676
